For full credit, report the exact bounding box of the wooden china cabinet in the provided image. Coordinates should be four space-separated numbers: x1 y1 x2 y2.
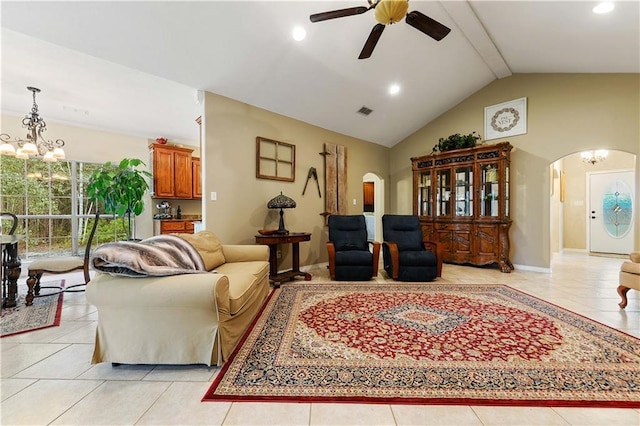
412 142 514 272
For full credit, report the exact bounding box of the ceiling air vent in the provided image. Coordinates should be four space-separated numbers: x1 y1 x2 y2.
357 106 373 116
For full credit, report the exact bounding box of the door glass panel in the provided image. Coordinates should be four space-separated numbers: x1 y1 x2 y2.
418 171 431 217
601 180 633 238
436 169 451 216
481 163 499 217
455 166 473 217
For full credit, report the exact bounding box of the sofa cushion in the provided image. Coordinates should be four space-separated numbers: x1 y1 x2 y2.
177 230 226 271
629 252 640 263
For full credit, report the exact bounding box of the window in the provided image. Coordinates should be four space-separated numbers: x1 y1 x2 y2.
0 155 127 260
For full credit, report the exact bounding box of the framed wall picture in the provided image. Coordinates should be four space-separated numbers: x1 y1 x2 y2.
484 97 527 141
256 137 295 182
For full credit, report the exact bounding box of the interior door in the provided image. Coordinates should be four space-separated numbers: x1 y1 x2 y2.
588 170 635 254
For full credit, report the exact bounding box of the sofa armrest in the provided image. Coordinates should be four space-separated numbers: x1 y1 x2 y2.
87 271 230 315
222 245 269 263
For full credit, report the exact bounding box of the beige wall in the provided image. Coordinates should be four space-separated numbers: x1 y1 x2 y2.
390 74 640 269
202 92 390 270
4 73 638 271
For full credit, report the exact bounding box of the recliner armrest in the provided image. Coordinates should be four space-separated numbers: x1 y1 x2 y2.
326 242 336 279
423 240 443 277
368 241 381 277
383 241 400 279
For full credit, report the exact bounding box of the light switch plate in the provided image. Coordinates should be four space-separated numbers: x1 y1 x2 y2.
211 192 217 201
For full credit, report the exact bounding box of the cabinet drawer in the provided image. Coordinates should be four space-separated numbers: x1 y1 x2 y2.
160 221 193 234
434 222 471 232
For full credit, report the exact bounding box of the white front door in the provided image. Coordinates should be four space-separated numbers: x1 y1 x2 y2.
588 170 635 254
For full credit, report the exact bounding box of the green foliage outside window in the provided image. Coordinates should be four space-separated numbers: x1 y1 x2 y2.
0 155 127 258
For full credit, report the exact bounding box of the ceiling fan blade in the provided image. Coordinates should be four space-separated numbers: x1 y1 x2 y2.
405 10 451 41
358 24 385 59
310 6 370 23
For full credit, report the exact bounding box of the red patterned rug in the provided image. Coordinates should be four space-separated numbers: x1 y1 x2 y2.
1 280 65 338
203 283 640 407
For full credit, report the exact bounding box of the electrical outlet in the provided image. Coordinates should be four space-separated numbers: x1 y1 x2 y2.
277 250 281 258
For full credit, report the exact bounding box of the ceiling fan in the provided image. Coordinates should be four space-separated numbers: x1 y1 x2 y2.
310 0 451 59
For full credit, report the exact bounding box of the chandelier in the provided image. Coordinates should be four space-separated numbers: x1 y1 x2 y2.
0 86 66 162
580 149 608 165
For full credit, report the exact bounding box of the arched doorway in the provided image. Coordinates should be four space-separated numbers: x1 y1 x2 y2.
550 150 636 257
363 172 384 241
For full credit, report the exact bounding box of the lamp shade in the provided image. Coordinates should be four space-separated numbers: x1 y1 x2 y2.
267 192 296 234
267 192 296 209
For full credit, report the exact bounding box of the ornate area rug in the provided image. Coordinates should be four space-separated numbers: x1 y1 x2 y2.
1 280 65 338
203 282 640 407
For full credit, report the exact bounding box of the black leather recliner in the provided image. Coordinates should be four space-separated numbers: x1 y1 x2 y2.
382 214 442 282
326 215 380 281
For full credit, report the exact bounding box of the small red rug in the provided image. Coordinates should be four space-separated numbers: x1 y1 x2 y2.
203 282 640 407
1 280 65 337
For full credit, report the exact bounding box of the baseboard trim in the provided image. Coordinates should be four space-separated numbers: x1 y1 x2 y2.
513 264 552 273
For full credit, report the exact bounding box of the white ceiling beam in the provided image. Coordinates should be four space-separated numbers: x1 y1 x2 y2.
440 1 512 79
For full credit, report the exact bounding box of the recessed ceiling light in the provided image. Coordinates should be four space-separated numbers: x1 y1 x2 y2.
389 84 400 95
593 2 614 14
292 26 306 41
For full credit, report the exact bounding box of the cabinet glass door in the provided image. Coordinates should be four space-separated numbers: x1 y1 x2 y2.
481 163 499 217
436 169 451 216
455 166 473 217
417 171 432 217
505 164 509 217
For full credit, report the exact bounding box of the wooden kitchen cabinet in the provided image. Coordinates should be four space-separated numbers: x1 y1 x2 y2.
158 220 194 234
192 157 201 199
150 143 194 199
412 142 513 272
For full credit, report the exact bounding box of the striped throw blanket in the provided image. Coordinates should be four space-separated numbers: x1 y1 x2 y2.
91 234 207 277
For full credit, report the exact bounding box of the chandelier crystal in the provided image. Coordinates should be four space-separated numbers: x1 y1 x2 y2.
0 87 66 162
580 149 608 165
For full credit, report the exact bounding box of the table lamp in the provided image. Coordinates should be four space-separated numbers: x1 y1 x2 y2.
267 192 296 234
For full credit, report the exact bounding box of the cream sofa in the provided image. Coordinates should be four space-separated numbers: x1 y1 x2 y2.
618 251 640 309
86 231 270 366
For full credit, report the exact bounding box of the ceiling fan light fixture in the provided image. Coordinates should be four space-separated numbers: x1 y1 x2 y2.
374 0 409 25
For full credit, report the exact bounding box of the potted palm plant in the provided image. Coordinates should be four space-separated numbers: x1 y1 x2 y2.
86 158 152 241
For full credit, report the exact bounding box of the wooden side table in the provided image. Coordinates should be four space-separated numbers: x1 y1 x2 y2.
255 232 312 287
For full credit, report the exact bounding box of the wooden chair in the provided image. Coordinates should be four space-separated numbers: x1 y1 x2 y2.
26 213 100 306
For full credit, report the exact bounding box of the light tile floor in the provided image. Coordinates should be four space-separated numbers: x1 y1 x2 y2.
1 252 639 425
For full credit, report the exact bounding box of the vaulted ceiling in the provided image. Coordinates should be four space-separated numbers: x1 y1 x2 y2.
1 1 638 147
